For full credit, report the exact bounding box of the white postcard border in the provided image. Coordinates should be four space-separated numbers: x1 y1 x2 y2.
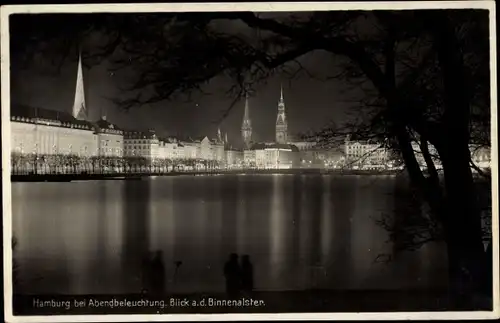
1 1 498 322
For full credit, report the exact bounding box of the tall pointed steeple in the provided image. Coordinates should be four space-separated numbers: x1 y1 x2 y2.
241 92 252 148
276 83 288 144
72 50 87 121
217 127 222 143
243 92 250 120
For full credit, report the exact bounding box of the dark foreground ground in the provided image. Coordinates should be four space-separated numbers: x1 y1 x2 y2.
12 290 492 315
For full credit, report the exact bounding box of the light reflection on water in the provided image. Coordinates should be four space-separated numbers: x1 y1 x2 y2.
12 175 448 294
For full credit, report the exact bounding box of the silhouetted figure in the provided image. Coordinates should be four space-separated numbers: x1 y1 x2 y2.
224 253 241 298
241 255 254 294
149 250 166 296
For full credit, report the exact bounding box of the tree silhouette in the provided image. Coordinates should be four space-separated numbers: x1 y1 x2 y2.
11 9 492 304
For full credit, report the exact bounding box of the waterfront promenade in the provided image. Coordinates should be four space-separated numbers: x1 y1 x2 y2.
11 168 401 182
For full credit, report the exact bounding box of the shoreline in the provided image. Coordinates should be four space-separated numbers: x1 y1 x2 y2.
10 169 402 182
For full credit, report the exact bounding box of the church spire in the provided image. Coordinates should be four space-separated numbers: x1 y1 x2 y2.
217 127 222 143
72 50 87 121
243 92 250 120
241 92 252 148
275 84 288 144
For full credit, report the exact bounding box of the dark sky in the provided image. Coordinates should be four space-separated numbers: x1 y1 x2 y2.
10 13 364 143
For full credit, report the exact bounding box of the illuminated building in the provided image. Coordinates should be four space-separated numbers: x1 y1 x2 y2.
344 135 389 168
123 130 159 160
199 136 213 160
173 131 227 162
250 143 300 169
180 140 199 159
240 86 301 168
226 149 244 168
94 116 124 157
211 128 226 163
10 106 97 157
212 143 226 163
10 51 124 167
243 150 256 167
158 138 183 160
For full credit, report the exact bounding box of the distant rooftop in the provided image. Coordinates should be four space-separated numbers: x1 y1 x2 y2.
11 104 95 130
95 117 123 134
123 129 158 139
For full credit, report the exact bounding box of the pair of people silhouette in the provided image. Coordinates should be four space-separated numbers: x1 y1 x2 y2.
224 253 254 298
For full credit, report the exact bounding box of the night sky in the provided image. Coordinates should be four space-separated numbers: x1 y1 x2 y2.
10 13 364 143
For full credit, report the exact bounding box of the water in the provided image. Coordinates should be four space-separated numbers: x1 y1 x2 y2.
11 174 448 295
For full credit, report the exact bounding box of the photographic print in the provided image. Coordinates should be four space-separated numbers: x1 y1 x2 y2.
2 2 498 321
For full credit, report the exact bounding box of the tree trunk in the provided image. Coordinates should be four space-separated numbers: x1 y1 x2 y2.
439 140 486 304
426 11 488 305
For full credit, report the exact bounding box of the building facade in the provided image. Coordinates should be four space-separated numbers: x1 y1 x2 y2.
344 135 390 168
158 138 184 160
10 107 98 158
243 149 256 167
10 50 123 171
199 136 213 160
95 117 124 157
245 143 300 169
226 149 244 168
123 130 159 160
212 143 225 163
181 141 199 159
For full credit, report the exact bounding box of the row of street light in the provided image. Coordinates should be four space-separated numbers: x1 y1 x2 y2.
10 153 226 175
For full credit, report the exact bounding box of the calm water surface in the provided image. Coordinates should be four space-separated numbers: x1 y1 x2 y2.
12 174 448 294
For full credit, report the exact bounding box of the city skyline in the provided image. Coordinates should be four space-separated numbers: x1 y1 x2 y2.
12 63 347 144
12 61 321 148
11 22 352 142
